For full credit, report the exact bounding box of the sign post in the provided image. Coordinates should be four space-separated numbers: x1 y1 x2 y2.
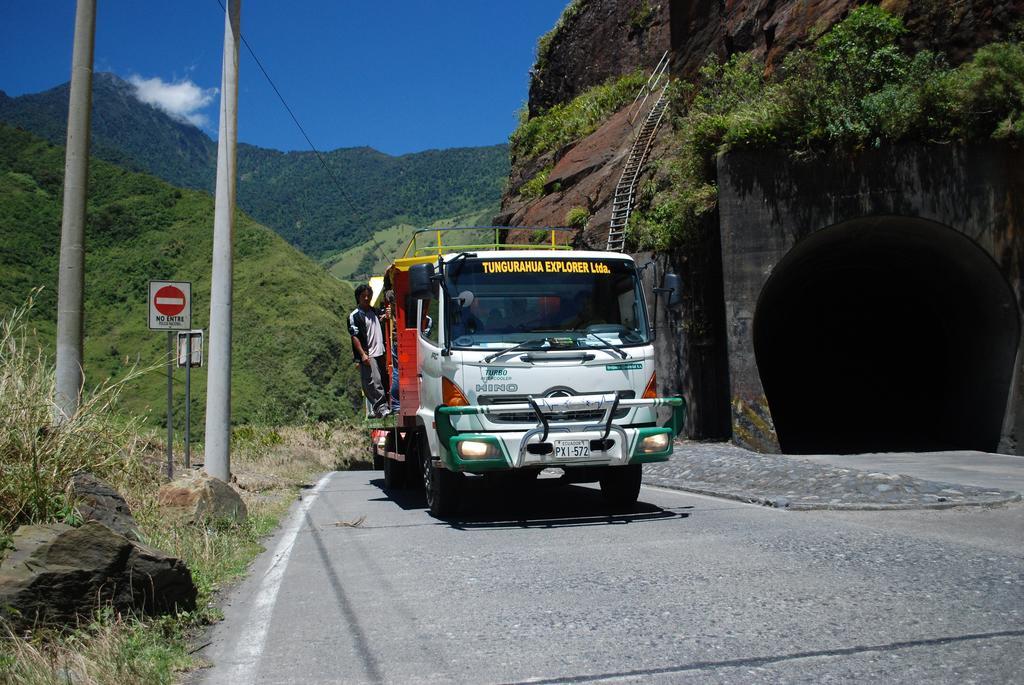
149 281 191 479
177 330 203 469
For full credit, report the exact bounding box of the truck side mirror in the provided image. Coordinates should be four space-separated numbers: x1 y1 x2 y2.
409 263 437 299
653 272 682 309
663 273 681 307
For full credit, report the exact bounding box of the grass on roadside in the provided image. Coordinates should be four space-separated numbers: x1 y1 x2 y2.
2 611 192 685
0 296 372 684
0 294 154 541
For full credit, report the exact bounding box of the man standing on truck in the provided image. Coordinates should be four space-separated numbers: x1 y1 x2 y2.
349 284 391 418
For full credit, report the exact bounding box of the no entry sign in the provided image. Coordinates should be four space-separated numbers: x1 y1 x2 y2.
149 281 191 330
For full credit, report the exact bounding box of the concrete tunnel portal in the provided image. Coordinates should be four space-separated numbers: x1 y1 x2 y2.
753 217 1021 455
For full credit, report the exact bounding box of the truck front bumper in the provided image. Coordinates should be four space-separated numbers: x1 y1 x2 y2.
435 395 686 473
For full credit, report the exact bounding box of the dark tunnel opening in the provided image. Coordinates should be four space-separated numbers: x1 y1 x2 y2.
753 217 1021 454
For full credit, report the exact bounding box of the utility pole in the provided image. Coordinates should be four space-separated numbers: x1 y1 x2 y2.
204 0 241 482
54 0 97 423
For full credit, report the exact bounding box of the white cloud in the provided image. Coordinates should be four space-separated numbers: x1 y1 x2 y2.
128 75 218 128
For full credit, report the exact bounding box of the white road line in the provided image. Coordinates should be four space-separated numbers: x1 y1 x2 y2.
225 472 333 682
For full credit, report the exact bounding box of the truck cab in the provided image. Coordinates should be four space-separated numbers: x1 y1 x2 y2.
372 227 685 516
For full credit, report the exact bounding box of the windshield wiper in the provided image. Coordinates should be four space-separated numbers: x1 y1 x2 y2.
482 339 549 364
577 331 628 359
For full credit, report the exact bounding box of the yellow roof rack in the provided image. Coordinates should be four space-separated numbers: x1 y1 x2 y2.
391 226 576 271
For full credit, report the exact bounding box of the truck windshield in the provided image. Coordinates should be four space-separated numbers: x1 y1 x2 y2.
446 257 651 350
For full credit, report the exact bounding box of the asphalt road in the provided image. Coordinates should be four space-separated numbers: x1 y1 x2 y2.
195 471 1024 684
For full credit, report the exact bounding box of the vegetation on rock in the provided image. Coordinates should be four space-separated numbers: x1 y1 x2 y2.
630 6 1024 250
0 297 154 541
518 164 553 200
628 1 657 36
510 71 647 174
533 0 591 77
565 206 591 229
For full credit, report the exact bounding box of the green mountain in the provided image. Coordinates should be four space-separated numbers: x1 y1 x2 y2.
236 142 507 257
0 73 216 191
0 73 508 258
0 122 363 435
324 205 499 283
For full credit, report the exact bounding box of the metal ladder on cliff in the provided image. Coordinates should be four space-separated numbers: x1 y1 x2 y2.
606 51 671 253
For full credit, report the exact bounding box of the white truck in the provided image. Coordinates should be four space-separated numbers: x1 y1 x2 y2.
370 227 685 516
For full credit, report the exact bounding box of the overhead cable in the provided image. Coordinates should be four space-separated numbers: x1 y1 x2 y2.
212 0 392 268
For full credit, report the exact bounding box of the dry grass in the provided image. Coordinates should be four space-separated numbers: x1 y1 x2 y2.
1 422 373 684
0 297 377 683
134 420 373 602
1 612 190 685
0 293 160 542
230 421 370 491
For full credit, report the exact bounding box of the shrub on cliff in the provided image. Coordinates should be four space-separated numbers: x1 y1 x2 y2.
510 71 647 169
565 206 591 229
934 41 1024 141
630 6 1024 250
774 6 1023 148
518 165 553 200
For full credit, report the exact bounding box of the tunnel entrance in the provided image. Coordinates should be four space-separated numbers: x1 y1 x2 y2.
753 217 1020 454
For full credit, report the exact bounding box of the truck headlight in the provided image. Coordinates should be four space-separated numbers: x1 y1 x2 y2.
638 432 670 454
457 440 499 459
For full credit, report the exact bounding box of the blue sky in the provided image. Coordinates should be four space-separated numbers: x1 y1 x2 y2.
0 1 568 155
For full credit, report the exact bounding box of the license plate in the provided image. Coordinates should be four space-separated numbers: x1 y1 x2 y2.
554 440 591 459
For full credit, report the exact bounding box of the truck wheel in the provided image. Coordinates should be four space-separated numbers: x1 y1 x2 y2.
599 464 642 508
421 441 461 517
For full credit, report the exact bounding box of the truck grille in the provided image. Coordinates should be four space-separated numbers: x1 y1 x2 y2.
477 392 634 424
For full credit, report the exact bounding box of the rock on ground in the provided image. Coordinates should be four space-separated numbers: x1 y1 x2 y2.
157 470 248 525
0 521 196 629
69 471 141 541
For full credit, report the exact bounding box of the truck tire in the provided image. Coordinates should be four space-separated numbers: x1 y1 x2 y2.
420 433 462 517
599 464 642 508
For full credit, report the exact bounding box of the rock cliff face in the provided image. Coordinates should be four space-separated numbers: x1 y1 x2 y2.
496 106 670 248
532 1 1022 114
500 0 1024 442
673 0 1022 77
529 0 673 116
505 1 1023 242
